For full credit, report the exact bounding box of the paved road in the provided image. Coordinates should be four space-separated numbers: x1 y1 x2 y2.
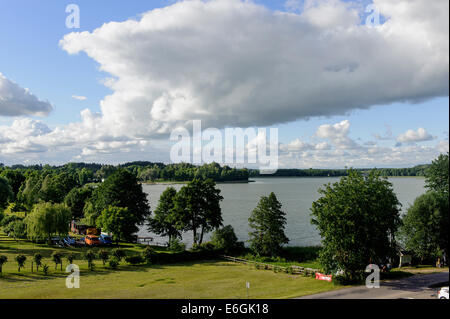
298 272 449 299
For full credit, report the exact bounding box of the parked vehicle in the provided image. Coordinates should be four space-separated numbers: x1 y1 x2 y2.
85 235 101 246
63 236 76 246
99 234 113 246
75 237 86 247
51 236 64 246
438 287 449 299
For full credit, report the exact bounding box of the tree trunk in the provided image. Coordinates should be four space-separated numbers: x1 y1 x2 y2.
199 226 205 244
193 228 197 245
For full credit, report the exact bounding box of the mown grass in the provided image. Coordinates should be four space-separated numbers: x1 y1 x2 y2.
0 235 340 299
0 259 342 299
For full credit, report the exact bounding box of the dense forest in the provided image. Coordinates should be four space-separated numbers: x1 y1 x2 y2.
0 162 430 190
0 162 250 186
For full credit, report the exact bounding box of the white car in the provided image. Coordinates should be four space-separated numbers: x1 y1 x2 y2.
438 287 449 299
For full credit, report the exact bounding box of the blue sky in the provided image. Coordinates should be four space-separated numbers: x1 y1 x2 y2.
0 0 448 168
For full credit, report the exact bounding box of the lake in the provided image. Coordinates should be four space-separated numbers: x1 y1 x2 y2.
138 177 426 247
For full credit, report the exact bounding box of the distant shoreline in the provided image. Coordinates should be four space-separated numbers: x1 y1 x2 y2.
141 180 254 185
141 175 425 186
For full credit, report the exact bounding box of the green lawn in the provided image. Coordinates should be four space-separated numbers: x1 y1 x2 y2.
0 236 340 299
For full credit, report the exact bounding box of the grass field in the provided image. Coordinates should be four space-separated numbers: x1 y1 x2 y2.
0 235 340 299
2 234 445 299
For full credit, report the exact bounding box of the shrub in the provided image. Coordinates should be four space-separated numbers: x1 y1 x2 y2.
15 254 26 272
211 225 244 254
142 246 155 264
33 253 43 271
42 264 50 275
0 214 22 227
333 272 365 285
168 238 186 252
192 242 215 252
84 250 96 271
51 252 63 270
66 253 76 264
112 248 126 261
9 220 27 239
125 255 145 265
108 257 120 269
99 249 110 266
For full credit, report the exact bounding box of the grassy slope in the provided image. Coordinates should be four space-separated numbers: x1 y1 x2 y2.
0 236 340 299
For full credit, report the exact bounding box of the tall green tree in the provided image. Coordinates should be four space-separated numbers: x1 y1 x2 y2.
147 187 181 243
173 179 223 244
425 153 449 196
400 153 449 262
17 172 42 211
96 206 138 244
0 170 25 201
400 191 449 262
0 177 13 210
64 186 93 220
311 170 401 281
39 172 77 203
87 169 150 227
248 193 289 256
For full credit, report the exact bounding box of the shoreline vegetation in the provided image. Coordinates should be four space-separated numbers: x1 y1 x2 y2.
0 161 430 186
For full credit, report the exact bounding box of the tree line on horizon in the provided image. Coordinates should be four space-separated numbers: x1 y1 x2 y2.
0 161 430 187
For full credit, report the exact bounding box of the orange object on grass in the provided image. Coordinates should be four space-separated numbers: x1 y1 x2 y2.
85 235 101 246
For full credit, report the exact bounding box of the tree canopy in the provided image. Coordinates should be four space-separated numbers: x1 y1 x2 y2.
96 206 138 244
400 191 449 262
86 169 151 226
248 192 289 256
25 202 72 241
173 179 223 244
311 170 401 281
0 177 13 210
147 187 181 242
64 186 93 220
425 152 449 196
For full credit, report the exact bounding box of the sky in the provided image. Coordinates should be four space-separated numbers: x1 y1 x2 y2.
0 0 448 168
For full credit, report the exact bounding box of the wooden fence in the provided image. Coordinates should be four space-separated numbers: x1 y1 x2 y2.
221 255 319 275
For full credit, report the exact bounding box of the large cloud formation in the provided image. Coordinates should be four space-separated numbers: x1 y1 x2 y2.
58 0 448 139
0 73 53 117
0 0 448 165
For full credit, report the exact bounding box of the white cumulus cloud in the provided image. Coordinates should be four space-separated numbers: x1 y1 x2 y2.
0 73 53 117
58 0 448 140
397 128 434 143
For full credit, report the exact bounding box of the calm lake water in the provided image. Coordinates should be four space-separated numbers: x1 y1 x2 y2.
138 177 426 247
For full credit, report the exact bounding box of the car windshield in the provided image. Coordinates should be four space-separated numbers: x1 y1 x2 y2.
103 236 111 240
